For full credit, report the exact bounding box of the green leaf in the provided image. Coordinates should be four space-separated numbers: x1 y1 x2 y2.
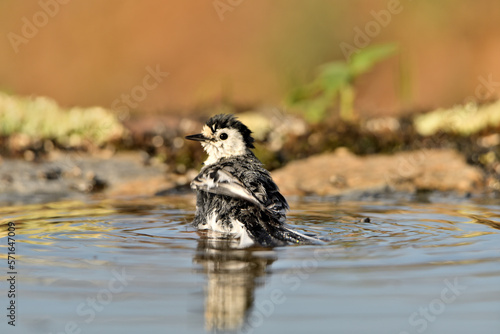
317 61 351 92
349 43 398 76
285 42 399 124
301 97 331 123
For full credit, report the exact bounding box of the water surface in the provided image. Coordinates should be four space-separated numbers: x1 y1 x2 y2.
0 195 499 334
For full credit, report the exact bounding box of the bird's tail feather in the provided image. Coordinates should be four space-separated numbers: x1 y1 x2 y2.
278 225 325 245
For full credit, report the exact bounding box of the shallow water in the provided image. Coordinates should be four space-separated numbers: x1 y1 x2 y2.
0 194 499 334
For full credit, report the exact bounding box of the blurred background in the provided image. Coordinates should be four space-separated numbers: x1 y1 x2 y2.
1 0 500 197
1 0 499 117
2 4 500 334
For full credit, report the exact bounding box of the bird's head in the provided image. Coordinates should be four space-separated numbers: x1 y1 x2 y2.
186 114 255 165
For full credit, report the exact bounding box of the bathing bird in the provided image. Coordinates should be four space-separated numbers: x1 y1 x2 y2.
186 114 320 247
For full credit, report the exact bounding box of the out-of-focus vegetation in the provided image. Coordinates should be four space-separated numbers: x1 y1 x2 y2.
2 2 500 116
414 100 500 136
0 90 499 188
0 92 125 150
287 43 398 123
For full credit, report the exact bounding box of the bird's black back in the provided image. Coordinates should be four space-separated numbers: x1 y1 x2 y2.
193 153 293 246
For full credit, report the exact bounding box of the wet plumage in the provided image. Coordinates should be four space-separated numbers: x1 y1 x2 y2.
186 114 320 247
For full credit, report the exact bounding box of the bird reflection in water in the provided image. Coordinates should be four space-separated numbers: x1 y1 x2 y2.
193 230 277 332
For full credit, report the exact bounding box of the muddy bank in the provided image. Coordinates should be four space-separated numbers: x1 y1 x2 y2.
272 148 486 197
0 152 177 205
0 147 496 206
2 97 500 206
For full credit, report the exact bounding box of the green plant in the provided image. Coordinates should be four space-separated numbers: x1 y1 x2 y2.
287 43 398 123
0 92 125 147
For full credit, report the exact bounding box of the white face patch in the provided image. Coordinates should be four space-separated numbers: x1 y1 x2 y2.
201 127 248 165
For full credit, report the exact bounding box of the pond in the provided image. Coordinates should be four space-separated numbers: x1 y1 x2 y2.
0 194 499 334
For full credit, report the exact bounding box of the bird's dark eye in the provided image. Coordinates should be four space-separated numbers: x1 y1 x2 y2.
219 133 228 140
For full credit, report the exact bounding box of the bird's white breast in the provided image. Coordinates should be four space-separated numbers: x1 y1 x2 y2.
198 210 254 248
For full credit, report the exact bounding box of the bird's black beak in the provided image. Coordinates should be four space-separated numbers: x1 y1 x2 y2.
185 133 209 142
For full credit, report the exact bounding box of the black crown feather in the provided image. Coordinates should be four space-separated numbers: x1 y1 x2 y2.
206 114 255 149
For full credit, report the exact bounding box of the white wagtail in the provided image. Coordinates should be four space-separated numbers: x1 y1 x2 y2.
185 114 321 247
